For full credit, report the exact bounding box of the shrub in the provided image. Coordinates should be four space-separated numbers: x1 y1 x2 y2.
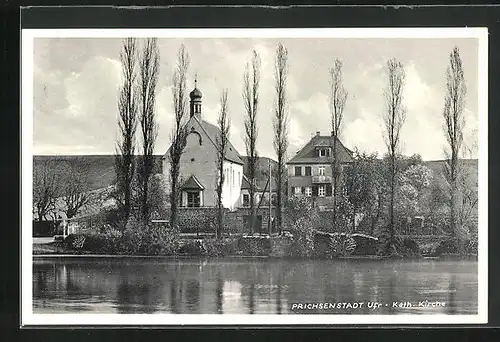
203 238 239 257
314 232 356 258
238 235 272 256
420 241 441 256
376 225 394 256
283 197 319 229
178 239 207 256
350 233 379 255
397 236 421 258
64 234 86 251
70 216 179 256
145 224 179 256
100 207 125 230
313 232 332 258
289 217 315 258
377 227 421 258
333 193 355 233
177 209 218 234
434 237 468 256
270 235 294 258
329 233 357 257
178 238 238 257
467 237 478 254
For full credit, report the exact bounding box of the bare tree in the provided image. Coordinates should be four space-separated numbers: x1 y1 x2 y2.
442 46 467 244
243 50 261 234
215 89 230 239
382 58 407 254
60 158 93 219
137 38 160 224
115 38 139 226
273 43 290 235
168 44 190 229
33 159 60 221
329 59 348 228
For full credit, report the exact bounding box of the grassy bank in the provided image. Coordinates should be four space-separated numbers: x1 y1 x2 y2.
33 232 477 260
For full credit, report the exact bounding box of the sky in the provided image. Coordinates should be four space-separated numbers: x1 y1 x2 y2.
32 37 480 161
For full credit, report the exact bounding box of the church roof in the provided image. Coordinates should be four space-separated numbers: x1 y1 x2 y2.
163 116 245 165
199 120 244 165
190 87 202 99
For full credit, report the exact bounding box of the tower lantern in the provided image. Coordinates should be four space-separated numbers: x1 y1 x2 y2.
189 74 202 119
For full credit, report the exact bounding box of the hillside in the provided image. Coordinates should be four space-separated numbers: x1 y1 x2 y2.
32 155 478 195
33 155 163 192
424 159 478 187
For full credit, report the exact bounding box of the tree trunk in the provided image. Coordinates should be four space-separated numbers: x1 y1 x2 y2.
142 177 149 223
170 179 178 230
332 136 338 228
277 172 282 235
249 186 255 234
352 207 356 233
389 158 395 242
217 205 223 239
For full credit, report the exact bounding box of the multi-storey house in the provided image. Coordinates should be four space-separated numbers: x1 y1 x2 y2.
286 131 354 208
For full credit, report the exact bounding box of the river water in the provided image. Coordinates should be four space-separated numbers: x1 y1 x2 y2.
33 257 477 315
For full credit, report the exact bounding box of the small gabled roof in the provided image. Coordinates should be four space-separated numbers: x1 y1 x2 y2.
241 174 252 190
163 116 244 165
182 174 205 190
287 134 354 165
240 173 278 192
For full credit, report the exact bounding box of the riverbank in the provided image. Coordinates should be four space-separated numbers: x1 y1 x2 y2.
33 241 477 261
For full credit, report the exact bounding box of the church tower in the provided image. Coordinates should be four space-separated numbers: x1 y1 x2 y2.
189 75 202 120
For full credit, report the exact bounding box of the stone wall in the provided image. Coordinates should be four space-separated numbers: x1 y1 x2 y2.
174 207 274 235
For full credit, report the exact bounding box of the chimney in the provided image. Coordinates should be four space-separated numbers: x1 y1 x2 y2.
316 131 320 136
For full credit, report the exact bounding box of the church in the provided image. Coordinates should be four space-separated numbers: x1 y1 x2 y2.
161 81 246 211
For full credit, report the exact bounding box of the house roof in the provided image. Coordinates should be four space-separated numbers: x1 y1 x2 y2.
240 157 278 192
182 174 205 190
287 134 354 165
241 174 276 192
163 116 244 165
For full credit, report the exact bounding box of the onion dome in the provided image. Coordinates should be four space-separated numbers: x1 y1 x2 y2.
190 87 202 99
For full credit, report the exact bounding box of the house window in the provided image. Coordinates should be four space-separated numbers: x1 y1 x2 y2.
294 166 302 176
326 184 332 197
305 166 312 176
305 186 312 197
318 166 325 176
318 148 331 157
232 170 235 186
187 191 201 207
271 193 277 206
243 194 250 207
318 185 325 197
294 186 302 195
237 171 240 186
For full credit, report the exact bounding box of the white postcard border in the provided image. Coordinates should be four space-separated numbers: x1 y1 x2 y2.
21 27 488 326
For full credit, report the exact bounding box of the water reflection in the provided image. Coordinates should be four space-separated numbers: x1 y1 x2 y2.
33 258 478 315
